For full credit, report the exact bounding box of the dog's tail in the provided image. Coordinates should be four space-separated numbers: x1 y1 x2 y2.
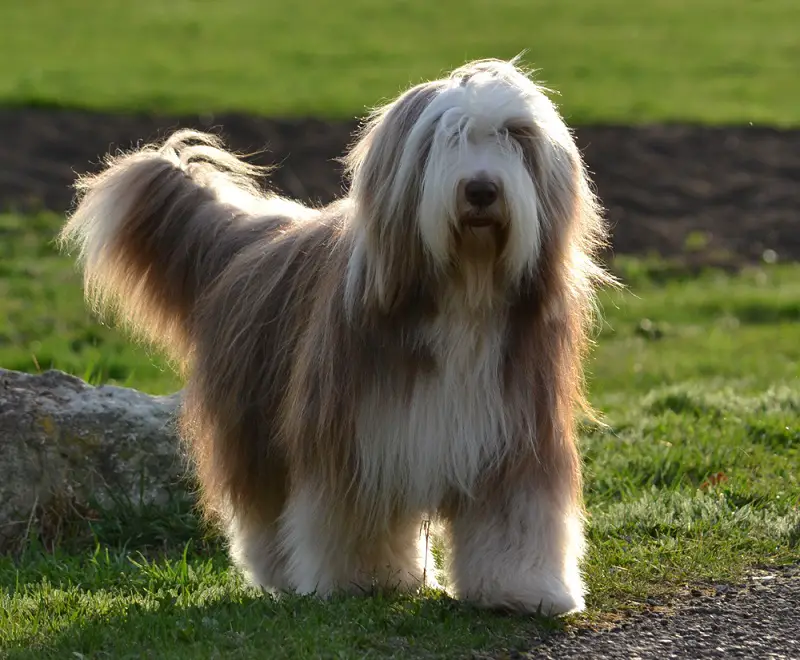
60 129 278 359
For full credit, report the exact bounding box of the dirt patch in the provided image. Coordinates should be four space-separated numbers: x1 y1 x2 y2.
1 108 798 262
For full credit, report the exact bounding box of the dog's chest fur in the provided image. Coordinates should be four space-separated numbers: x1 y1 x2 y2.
356 306 510 511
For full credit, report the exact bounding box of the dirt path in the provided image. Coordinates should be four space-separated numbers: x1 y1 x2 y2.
1 108 799 263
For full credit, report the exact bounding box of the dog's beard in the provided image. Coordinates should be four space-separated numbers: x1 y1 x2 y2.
413 128 541 308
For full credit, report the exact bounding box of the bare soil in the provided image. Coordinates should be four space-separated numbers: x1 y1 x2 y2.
1 108 798 263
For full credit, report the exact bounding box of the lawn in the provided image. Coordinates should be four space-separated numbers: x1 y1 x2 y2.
1 0 798 125
1 212 798 658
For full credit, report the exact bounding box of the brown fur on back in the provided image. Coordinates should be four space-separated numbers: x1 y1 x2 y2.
183 206 354 519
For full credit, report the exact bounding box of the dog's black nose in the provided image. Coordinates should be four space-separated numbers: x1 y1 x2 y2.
464 179 499 208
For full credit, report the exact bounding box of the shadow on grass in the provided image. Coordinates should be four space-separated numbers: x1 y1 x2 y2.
3 495 566 659
6 594 274 660
5 580 566 660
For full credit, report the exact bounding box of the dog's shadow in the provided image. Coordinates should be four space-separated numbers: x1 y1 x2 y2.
9 573 568 658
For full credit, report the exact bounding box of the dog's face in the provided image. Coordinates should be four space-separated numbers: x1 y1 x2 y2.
346 59 589 312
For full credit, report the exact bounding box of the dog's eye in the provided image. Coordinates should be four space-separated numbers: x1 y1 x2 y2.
503 125 537 171
505 125 534 144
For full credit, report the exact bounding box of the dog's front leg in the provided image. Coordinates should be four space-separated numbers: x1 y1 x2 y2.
278 483 436 597
444 474 586 616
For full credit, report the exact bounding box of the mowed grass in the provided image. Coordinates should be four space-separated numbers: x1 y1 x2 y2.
1 211 799 658
1 0 799 125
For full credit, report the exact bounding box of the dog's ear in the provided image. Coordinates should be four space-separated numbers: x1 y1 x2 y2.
343 82 443 316
506 123 580 245
507 118 611 311
344 81 442 218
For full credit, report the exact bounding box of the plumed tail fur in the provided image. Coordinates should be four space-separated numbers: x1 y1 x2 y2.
59 130 277 359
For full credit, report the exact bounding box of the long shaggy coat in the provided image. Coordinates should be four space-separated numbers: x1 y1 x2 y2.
60 58 612 615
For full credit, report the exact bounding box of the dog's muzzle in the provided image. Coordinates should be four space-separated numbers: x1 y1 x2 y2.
464 179 499 209
458 176 506 228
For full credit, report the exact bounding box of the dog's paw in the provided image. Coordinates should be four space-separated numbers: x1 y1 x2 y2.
460 572 585 617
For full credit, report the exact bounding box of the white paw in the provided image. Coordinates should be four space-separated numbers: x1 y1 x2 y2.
461 573 586 616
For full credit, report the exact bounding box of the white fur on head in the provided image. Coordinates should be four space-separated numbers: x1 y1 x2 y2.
345 58 585 312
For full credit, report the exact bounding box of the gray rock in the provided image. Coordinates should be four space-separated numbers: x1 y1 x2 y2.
0 368 187 551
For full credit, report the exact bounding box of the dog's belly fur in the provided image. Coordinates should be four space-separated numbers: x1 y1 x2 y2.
355 311 509 514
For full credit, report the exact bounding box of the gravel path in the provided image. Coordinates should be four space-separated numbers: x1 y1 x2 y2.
519 565 799 659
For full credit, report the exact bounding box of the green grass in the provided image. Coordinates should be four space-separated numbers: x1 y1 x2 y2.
1 0 798 125
1 212 799 658
0 212 181 394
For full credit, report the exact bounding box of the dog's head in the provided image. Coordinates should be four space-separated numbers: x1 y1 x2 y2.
345 58 606 314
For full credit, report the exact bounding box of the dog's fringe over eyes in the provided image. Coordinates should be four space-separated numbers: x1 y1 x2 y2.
59 57 615 616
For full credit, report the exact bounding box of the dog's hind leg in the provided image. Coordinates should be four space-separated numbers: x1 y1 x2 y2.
228 506 290 594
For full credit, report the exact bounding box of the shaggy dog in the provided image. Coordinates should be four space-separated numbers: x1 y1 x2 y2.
60 58 612 615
